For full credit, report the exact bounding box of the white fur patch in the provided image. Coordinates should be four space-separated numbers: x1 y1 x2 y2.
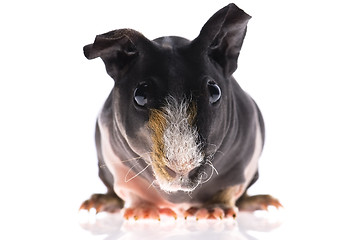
155 97 204 192
163 97 203 172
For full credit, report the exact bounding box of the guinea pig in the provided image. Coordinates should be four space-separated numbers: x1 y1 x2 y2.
80 3 281 220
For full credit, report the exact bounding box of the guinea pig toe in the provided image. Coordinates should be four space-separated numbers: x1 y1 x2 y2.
195 208 210 220
212 207 237 219
184 207 198 219
224 208 238 219
159 208 177 220
205 207 225 220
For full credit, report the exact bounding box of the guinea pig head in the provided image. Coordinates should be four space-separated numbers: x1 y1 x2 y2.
83 3 251 193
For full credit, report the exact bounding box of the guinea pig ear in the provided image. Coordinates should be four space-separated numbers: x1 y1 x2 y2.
194 4 251 77
83 29 149 80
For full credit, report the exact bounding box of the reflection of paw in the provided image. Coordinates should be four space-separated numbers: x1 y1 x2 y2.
79 193 124 213
123 204 177 221
237 194 283 212
184 206 237 220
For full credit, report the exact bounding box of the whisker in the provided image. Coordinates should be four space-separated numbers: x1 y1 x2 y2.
147 180 156 189
202 167 214 184
198 160 219 185
124 162 140 182
124 163 150 183
119 152 153 163
204 142 225 162
214 150 225 157
197 172 206 187
206 160 219 175
200 170 213 184
187 191 193 199
97 152 153 169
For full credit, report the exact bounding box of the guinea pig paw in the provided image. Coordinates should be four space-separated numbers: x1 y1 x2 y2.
79 193 124 214
123 204 177 221
237 194 283 212
184 206 237 220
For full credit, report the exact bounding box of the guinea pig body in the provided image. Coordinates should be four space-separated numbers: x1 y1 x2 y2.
80 3 281 219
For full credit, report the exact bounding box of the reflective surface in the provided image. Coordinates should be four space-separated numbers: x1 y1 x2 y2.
78 209 284 240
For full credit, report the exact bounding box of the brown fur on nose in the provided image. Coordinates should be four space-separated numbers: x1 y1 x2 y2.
148 108 170 180
187 101 197 126
148 99 198 180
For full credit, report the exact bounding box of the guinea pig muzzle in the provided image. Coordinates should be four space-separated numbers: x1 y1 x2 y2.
148 97 205 192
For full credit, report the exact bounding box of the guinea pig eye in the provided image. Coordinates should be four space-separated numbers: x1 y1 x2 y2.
134 83 148 107
208 82 221 104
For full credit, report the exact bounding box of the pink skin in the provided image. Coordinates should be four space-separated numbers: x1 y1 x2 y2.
99 123 181 220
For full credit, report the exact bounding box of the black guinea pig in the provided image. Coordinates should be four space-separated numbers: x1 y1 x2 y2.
80 3 281 220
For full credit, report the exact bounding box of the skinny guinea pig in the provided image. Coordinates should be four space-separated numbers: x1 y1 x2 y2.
80 3 281 220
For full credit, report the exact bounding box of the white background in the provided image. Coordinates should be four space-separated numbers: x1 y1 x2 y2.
1 0 360 239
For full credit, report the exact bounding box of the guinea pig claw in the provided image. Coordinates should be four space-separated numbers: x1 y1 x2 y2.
159 208 177 220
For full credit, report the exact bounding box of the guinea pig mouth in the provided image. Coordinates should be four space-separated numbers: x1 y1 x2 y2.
154 170 201 192
152 164 210 193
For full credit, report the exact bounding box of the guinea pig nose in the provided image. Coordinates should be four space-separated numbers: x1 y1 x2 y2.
164 165 177 178
188 167 200 180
